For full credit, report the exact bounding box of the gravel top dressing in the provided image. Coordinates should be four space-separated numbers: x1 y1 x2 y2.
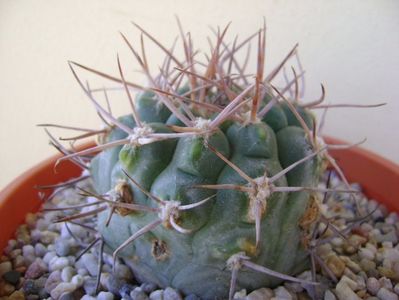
1 171 398 300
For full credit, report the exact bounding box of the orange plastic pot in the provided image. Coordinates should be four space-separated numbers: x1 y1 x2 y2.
1 138 399 252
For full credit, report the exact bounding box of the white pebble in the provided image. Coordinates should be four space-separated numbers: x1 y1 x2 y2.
71 274 84 287
97 291 115 300
43 251 57 264
359 248 375 260
81 253 98 276
247 288 274 300
379 277 393 290
150 290 164 300
335 276 361 300
81 296 96 300
50 282 77 299
22 244 35 256
61 266 75 282
377 288 399 300
274 287 293 299
50 256 70 271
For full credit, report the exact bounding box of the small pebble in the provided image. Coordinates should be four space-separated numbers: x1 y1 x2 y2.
2 270 21 285
25 259 47 279
45 270 62 293
105 275 126 295
164 287 183 300
0 261 12 277
81 253 98 276
335 276 361 300
324 290 336 300
274 286 293 299
34 243 47 257
376 287 399 300
184 295 200 300
8 290 25 300
81 296 96 300
50 282 77 299
131 287 150 300
246 288 274 300
150 290 164 300
61 266 75 282
71 274 84 287
50 256 70 271
59 292 75 300
119 283 137 297
83 278 97 296
366 277 380 295
141 282 158 294
0 281 15 296
97 291 115 300
55 239 71 257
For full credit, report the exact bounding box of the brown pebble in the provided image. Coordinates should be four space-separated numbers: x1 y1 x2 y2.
0 281 15 296
356 290 367 298
8 291 25 300
378 267 399 281
326 254 346 278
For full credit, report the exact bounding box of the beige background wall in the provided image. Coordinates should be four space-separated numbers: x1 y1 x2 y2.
0 0 398 188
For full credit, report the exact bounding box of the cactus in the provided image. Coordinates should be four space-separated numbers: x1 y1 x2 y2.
41 21 383 300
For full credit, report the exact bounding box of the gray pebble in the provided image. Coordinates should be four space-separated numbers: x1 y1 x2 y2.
184 295 201 300
141 282 157 294
163 287 183 300
23 279 41 295
379 277 394 290
366 277 380 295
34 243 47 257
2 270 21 285
324 290 336 300
274 287 294 299
98 291 115 300
59 292 75 300
45 270 62 293
120 283 137 297
105 275 126 295
377 288 399 300
130 287 150 300
394 283 399 294
81 253 98 276
83 278 98 296
150 290 164 300
25 259 47 279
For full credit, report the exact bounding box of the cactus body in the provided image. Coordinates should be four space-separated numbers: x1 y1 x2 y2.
91 91 322 299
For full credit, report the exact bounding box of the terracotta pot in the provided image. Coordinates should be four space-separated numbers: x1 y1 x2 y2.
1 138 398 251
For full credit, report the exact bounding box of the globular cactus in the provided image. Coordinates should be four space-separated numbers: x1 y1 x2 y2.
45 21 374 300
